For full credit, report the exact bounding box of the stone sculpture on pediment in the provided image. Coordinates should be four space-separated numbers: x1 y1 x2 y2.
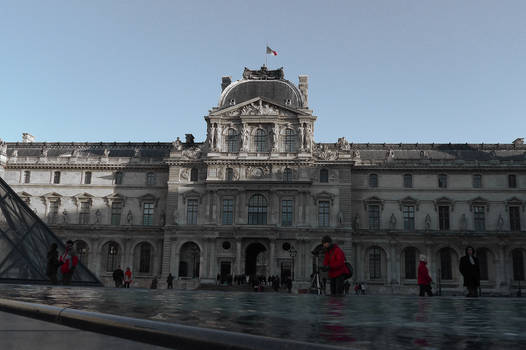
62 209 68 224
11 149 18 158
209 123 217 151
182 146 202 160
298 125 305 151
173 208 179 225
389 214 397 230
160 210 166 226
313 144 337 161
271 125 279 152
337 211 344 227
305 124 313 151
180 168 189 180
497 214 504 231
71 148 80 157
95 209 101 224
103 149 110 158
460 213 467 231
173 137 183 151
127 210 133 225
134 148 140 157
425 214 432 231
352 150 360 159
352 214 361 231
0 141 7 155
337 137 350 151
41 146 49 157
242 125 250 152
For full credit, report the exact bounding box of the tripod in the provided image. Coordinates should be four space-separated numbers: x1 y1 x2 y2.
311 269 322 295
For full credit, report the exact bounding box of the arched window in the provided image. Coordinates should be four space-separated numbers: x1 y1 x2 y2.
190 168 198 182
512 249 525 281
404 247 417 279
320 169 329 183
283 168 293 182
369 174 378 187
255 129 267 152
248 194 267 225
226 129 239 153
369 247 382 279
180 242 200 278
284 129 295 152
76 241 89 265
105 241 120 272
226 168 234 181
138 242 153 274
440 248 453 280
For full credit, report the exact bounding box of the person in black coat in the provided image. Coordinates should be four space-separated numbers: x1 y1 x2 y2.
459 246 480 297
46 243 60 285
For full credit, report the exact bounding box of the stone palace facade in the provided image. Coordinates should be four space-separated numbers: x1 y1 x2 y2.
0 66 525 294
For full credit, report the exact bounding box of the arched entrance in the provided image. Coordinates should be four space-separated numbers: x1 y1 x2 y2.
245 243 267 277
179 242 200 278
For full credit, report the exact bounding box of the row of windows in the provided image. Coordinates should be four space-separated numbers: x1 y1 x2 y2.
22 171 159 186
224 128 297 153
186 194 332 226
368 247 526 282
368 173 519 188
367 205 521 231
47 201 157 226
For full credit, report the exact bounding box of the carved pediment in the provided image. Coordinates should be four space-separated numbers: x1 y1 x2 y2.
469 197 489 212
433 197 454 211
138 193 159 207
312 191 335 205
104 193 127 207
212 97 308 118
182 190 202 204
398 196 420 211
72 192 94 206
363 196 384 210
506 197 524 212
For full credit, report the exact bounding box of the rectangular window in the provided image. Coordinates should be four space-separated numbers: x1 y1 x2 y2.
49 201 59 224
318 201 330 227
404 248 417 279
403 174 413 188
281 199 293 226
369 174 378 188
23 171 31 184
187 199 198 225
369 247 382 279
473 174 482 188
510 206 521 231
111 202 122 225
84 171 92 184
509 174 517 188
53 171 61 184
222 199 233 225
368 205 380 230
473 206 485 231
438 206 450 230
438 174 447 188
143 202 154 226
403 206 415 231
79 202 90 224
146 172 156 186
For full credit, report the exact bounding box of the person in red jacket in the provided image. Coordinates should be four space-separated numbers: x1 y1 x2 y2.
59 240 79 285
417 254 433 297
322 235 349 296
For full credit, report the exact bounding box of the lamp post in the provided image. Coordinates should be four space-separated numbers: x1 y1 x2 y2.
289 246 297 281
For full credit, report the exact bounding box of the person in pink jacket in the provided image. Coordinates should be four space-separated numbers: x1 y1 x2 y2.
417 255 433 297
59 240 78 285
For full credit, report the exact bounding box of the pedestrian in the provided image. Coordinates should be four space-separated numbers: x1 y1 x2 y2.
46 243 60 284
286 276 292 293
344 280 351 295
459 246 480 297
124 267 132 288
321 235 350 296
216 273 221 286
418 255 433 297
113 266 124 288
59 240 78 285
166 273 174 289
150 276 158 289
354 283 361 295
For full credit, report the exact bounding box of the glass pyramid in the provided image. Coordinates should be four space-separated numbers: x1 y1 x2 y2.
0 176 102 286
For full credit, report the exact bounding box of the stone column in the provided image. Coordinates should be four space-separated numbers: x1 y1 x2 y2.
235 239 242 275
209 238 217 278
270 239 276 276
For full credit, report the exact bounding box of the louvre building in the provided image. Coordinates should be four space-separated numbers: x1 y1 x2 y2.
0 66 525 294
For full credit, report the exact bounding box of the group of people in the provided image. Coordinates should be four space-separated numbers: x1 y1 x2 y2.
353 282 367 295
112 266 133 288
418 246 481 297
46 240 78 285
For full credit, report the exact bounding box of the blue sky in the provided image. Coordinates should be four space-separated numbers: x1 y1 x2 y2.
1 1 525 143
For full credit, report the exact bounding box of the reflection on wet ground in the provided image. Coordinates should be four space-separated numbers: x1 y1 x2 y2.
0 284 525 349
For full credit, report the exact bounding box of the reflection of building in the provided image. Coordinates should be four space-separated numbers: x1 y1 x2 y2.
0 66 525 294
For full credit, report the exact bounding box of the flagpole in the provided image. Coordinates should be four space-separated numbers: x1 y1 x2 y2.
265 42 268 67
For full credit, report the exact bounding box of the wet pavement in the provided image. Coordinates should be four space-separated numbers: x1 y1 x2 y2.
0 284 524 349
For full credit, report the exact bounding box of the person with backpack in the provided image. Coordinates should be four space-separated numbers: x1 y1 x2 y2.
321 235 350 296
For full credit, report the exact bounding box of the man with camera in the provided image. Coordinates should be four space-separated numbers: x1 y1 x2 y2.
321 235 350 296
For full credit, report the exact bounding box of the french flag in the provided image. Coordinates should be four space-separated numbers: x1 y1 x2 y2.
266 46 278 56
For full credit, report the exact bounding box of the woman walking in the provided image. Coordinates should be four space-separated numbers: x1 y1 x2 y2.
417 255 433 297
459 246 480 297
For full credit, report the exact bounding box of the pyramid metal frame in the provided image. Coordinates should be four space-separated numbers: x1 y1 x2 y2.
0 175 102 286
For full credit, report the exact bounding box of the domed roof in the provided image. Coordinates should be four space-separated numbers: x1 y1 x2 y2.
218 67 304 109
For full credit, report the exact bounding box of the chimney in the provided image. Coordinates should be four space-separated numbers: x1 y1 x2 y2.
221 76 232 91
298 75 308 107
512 138 524 145
22 133 35 143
